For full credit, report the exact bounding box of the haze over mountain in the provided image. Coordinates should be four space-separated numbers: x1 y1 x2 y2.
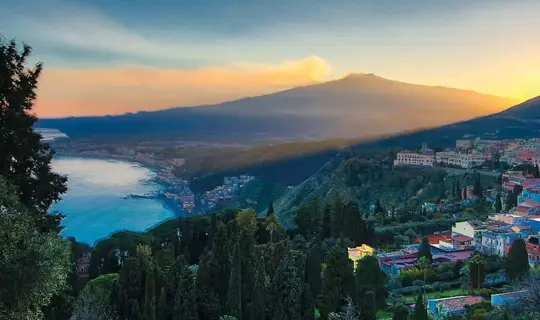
38 74 517 144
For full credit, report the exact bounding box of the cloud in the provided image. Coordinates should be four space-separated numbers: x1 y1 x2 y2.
36 56 331 117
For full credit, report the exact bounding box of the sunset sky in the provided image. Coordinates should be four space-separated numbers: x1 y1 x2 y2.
2 0 539 117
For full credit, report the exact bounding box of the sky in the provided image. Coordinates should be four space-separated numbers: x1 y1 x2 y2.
1 0 540 117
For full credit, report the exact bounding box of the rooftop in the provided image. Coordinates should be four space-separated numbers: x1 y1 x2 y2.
429 296 483 313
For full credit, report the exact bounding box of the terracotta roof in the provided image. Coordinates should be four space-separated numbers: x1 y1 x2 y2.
453 235 473 242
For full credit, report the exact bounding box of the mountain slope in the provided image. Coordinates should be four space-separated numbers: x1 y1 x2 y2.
273 95 540 222
37 74 517 144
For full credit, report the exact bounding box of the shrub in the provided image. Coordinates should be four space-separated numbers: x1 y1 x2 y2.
479 288 493 299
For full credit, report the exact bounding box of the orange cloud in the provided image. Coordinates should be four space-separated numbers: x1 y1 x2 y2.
35 56 331 117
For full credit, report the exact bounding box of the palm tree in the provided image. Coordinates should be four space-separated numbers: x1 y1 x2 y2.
469 253 485 293
266 213 281 243
418 256 431 304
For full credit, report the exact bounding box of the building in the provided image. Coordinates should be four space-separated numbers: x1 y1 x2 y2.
477 230 527 257
348 244 375 270
452 220 489 240
394 145 435 167
491 291 528 307
502 172 540 192
490 214 528 226
526 235 540 267
435 151 488 169
428 296 482 320
377 249 474 276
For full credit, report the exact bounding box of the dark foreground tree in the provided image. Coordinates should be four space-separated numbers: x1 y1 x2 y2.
417 237 432 263
411 292 428 320
0 178 71 319
505 238 529 281
0 39 67 232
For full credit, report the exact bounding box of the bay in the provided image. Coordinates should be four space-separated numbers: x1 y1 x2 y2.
51 156 174 245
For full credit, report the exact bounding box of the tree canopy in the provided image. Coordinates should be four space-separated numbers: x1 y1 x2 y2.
0 39 67 232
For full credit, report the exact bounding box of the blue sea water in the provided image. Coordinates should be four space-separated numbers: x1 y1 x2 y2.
51 156 174 245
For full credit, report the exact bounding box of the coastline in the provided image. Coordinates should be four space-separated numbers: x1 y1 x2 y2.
53 155 190 217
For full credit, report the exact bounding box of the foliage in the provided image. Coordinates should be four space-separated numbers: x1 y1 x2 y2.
417 237 432 263
71 274 120 320
0 178 72 319
505 238 530 281
320 244 355 317
411 292 428 320
355 255 388 309
0 39 67 232
391 303 410 320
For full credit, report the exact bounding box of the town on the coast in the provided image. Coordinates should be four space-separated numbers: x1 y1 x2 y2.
339 136 540 318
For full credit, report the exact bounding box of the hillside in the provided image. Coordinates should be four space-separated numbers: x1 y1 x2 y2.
355 94 540 150
273 95 540 223
37 74 516 144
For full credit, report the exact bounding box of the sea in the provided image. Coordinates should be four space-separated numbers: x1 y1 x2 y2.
51 156 175 245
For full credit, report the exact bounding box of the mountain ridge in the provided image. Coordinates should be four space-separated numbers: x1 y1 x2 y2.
37 74 518 144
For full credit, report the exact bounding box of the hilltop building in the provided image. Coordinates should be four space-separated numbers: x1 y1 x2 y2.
394 143 435 166
348 244 375 270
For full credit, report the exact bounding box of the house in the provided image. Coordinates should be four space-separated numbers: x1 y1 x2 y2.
501 172 540 191
348 244 375 270
452 220 488 240
438 235 474 250
477 230 527 257
526 235 540 267
416 231 452 245
490 214 528 226
517 186 540 214
377 249 474 276
428 296 482 319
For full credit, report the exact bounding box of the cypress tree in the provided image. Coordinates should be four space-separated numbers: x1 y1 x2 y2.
0 39 68 232
301 284 315 320
196 251 221 320
236 209 258 319
320 245 353 317
269 252 303 320
418 237 432 263
412 292 428 320
360 291 377 320
495 192 502 213
355 255 388 309
320 204 332 240
173 259 197 320
253 258 267 320
472 175 483 197
227 243 242 319
505 238 530 281
157 287 166 320
212 223 230 308
143 268 156 320
306 243 323 297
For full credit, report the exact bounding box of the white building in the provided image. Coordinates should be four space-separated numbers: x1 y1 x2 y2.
435 151 487 169
394 150 435 166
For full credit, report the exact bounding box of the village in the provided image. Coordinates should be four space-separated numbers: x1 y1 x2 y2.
345 137 540 319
